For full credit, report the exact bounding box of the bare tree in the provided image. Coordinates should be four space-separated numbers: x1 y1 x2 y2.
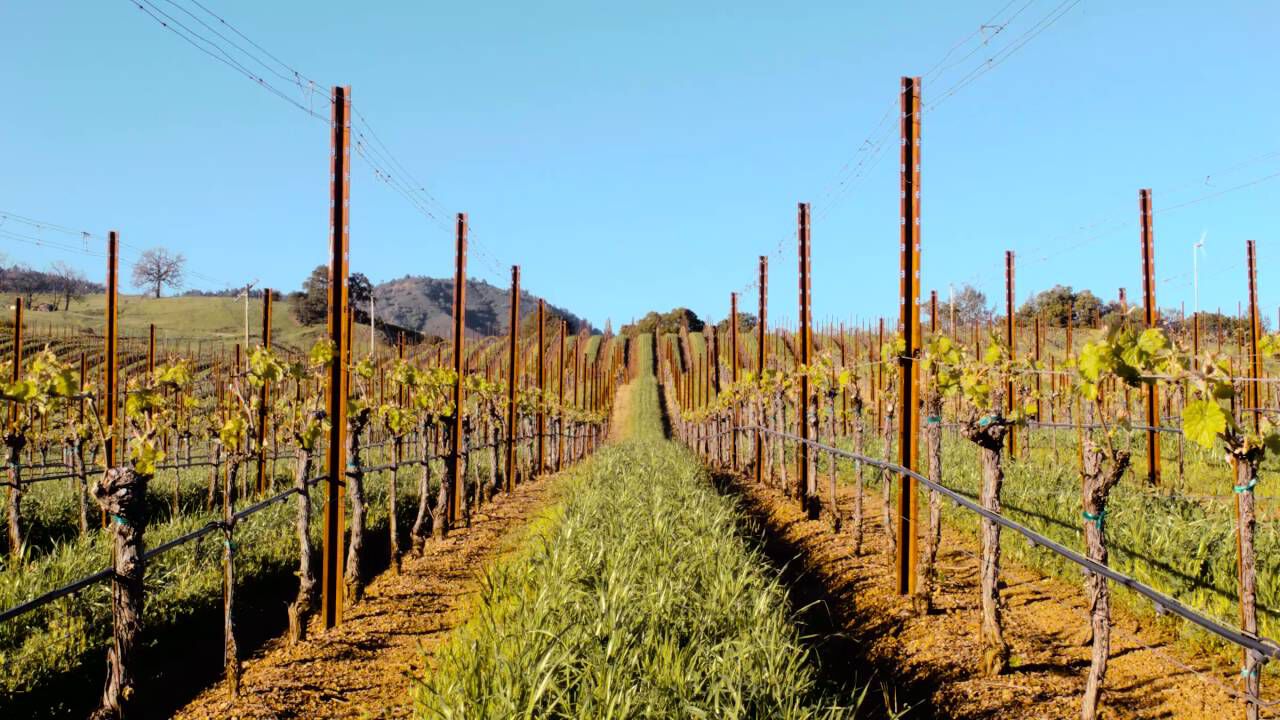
131 248 185 298
49 261 88 311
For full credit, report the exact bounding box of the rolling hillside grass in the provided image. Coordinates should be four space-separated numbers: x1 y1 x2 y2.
12 293 390 353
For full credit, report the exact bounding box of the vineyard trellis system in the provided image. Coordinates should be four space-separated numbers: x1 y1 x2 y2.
0 85 627 719
657 75 1280 720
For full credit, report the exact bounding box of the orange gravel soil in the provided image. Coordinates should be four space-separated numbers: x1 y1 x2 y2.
721 472 1263 719
173 473 567 720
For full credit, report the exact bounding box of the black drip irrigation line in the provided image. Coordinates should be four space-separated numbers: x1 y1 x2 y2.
0 423 606 626
740 424 1280 661
0 472 328 626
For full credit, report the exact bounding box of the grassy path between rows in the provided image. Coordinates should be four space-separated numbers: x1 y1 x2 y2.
415 341 869 718
172 464 567 720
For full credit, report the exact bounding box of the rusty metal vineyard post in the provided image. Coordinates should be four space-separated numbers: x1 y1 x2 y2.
755 256 768 485
558 320 566 471
730 292 739 470
896 75 922 596
10 299 21 430
105 232 120 471
449 214 467 525
505 266 520 493
1005 250 1017 457
321 84 351 630
798 203 816 518
1247 240 1262 432
536 299 546 475
256 289 272 494
1139 189 1161 485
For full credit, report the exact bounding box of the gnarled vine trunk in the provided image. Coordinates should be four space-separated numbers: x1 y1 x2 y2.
344 416 369 603
851 396 865 555
1234 453 1263 720
776 397 788 493
71 437 90 536
388 438 401 573
880 405 896 566
1079 437 1129 720
287 448 316 644
914 391 944 615
6 434 26 562
826 393 840 531
222 460 241 697
412 427 434 554
432 421 454 541
89 466 149 720
964 416 1011 676
489 419 502 499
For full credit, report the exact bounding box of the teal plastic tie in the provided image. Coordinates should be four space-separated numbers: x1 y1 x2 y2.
978 415 996 428
925 415 942 425
1242 666 1259 678
1082 509 1107 531
1234 478 1258 494
110 514 129 527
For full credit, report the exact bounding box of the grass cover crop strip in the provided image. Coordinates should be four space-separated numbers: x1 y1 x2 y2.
415 370 870 718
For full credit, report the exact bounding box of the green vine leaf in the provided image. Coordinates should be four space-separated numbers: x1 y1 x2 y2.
1182 399 1226 450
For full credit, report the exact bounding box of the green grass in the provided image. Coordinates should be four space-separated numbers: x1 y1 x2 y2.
415 336 874 719
930 434 1280 655
0 451 436 717
10 292 384 354
796 425 1280 662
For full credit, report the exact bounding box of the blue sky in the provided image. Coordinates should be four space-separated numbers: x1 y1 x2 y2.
1 1 1277 331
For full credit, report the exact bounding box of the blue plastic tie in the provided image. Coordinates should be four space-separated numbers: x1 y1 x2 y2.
1082 509 1107 531
1234 478 1258 494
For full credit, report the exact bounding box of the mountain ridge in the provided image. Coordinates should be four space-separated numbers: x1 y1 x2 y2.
372 275 592 338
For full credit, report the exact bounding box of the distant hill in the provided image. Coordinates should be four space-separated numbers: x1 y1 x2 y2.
372 276 592 338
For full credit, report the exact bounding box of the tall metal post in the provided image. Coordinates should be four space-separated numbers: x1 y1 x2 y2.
755 256 768 484
505 266 520 492
449 214 468 523
557 320 566 470
1247 240 1263 432
256 289 272 493
798 203 816 517
536 299 546 474
321 85 351 629
730 292 740 470
1005 250 1017 456
896 75 922 595
105 233 119 470
9 299 22 428
1138 188 1162 485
